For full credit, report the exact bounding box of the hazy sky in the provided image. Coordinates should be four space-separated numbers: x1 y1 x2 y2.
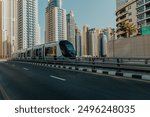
38 0 116 42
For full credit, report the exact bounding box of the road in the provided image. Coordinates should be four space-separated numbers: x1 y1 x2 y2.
0 61 150 100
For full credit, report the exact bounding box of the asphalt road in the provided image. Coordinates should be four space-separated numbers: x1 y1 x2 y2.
0 61 150 100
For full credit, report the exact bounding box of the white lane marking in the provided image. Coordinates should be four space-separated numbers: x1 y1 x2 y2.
23 68 29 71
50 75 66 81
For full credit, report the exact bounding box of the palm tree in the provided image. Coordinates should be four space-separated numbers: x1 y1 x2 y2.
120 20 137 38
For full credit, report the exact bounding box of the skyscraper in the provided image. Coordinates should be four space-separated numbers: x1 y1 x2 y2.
99 32 108 57
17 0 40 50
7 0 17 57
75 25 81 57
2 0 8 58
88 28 101 57
45 0 67 43
0 0 2 58
48 0 62 8
0 0 7 58
82 25 101 57
88 28 97 57
35 24 41 45
103 27 116 41
82 25 89 56
67 10 75 47
0 0 18 58
35 1 41 45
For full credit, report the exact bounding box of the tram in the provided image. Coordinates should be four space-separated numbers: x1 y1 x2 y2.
11 40 76 60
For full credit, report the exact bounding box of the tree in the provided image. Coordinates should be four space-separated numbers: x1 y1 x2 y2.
120 20 137 38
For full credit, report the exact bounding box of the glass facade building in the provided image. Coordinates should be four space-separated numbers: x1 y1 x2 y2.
48 0 62 9
137 0 150 27
67 10 75 48
17 0 40 50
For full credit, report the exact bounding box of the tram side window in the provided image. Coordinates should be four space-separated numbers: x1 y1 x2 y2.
27 51 30 57
45 46 56 57
36 49 39 56
39 49 42 58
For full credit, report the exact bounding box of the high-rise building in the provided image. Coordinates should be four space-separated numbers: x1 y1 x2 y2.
35 1 41 45
75 25 81 57
116 0 128 10
82 26 101 57
45 0 67 43
116 0 137 39
0 0 18 58
101 27 116 41
6 0 18 57
35 24 41 45
82 25 89 56
67 10 75 47
95 28 101 56
0 0 2 58
17 0 40 50
48 0 62 8
1 0 7 58
82 26 114 57
88 28 97 57
88 28 101 57
99 32 108 57
99 28 116 57
137 0 150 28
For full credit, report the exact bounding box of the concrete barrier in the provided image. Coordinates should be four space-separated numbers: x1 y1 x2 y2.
108 35 150 58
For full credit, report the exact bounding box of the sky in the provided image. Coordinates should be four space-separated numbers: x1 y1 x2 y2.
38 0 116 43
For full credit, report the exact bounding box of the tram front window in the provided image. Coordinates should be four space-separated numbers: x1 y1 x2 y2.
66 44 74 51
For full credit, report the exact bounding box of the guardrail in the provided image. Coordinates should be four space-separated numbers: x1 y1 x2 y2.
10 57 150 73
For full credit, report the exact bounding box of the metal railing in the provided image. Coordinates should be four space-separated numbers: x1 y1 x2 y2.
10 57 150 73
